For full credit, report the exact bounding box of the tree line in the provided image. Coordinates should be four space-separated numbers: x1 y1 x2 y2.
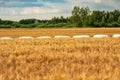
0 6 120 28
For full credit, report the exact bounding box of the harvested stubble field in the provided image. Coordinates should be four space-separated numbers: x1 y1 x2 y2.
0 28 120 37
0 28 120 80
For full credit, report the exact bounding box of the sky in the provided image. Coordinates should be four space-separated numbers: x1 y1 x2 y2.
0 0 120 21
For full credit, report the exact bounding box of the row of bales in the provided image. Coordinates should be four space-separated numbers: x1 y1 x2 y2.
0 34 120 40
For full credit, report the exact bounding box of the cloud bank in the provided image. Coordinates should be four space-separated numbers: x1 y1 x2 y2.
0 0 120 20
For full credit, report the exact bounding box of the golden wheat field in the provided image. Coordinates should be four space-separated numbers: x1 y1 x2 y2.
0 28 120 37
0 28 120 80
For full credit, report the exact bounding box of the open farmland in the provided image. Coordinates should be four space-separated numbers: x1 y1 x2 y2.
0 28 120 80
0 28 120 38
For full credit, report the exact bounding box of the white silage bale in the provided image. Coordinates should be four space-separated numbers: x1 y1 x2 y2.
73 35 90 38
93 34 109 38
19 36 33 39
37 36 51 38
0 37 12 40
112 34 120 38
54 35 71 38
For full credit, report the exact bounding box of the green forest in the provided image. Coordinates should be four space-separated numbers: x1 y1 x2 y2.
0 6 120 28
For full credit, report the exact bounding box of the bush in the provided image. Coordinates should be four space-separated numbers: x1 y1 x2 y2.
0 25 11 28
99 22 105 27
111 22 119 27
93 22 100 27
47 24 56 28
36 23 48 28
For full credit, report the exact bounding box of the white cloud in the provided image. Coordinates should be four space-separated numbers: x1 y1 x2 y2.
0 0 120 21
11 9 17 15
21 7 60 15
94 0 102 3
0 7 18 15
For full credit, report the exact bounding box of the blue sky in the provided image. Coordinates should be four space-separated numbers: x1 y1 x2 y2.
0 0 120 21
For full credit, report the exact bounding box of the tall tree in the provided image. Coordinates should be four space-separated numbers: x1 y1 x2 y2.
108 13 114 23
71 6 82 27
80 7 90 26
113 9 120 21
118 16 120 24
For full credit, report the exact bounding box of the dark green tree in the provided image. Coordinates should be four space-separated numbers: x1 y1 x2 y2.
118 16 120 23
108 13 114 23
113 9 120 21
71 6 82 27
80 7 90 26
